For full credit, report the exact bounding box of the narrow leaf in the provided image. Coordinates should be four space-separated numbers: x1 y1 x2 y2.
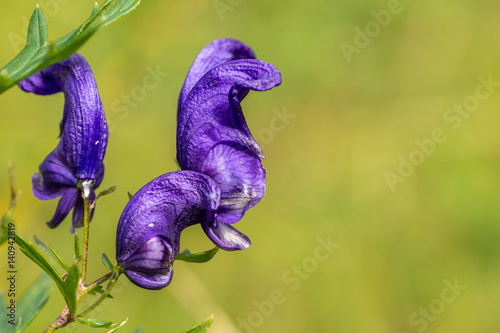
14 273 53 333
0 0 141 94
97 184 118 200
87 285 113 299
74 233 82 262
176 247 219 263
33 236 70 271
92 2 100 15
183 315 213 333
77 317 128 329
0 7 48 88
15 233 65 299
105 318 128 332
127 191 133 200
102 253 114 272
63 263 80 316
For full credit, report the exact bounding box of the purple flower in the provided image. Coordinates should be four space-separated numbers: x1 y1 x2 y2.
19 53 108 232
116 171 221 290
177 38 282 250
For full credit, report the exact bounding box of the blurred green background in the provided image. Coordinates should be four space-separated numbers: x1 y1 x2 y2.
2 0 500 332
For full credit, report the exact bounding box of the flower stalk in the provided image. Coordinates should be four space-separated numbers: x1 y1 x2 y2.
81 181 93 283
43 189 120 332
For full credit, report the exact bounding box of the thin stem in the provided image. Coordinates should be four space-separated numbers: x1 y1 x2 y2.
81 195 92 283
76 270 122 319
42 307 70 333
79 272 113 299
43 270 118 332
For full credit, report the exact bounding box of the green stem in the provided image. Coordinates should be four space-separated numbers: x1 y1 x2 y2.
76 270 122 319
42 270 119 332
81 194 92 283
80 272 113 297
42 307 70 333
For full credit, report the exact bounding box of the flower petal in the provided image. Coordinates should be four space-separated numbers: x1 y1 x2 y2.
32 144 76 201
56 54 108 180
46 188 79 229
202 142 265 224
177 58 281 171
201 220 251 251
178 38 256 111
121 236 174 290
18 71 62 95
116 171 221 289
20 53 108 180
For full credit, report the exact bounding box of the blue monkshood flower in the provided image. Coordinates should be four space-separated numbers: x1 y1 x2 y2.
19 53 108 232
176 38 282 250
116 171 221 290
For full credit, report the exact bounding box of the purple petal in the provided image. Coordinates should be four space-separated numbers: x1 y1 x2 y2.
32 144 76 201
21 53 108 181
46 188 79 229
201 220 251 251
116 171 221 290
178 38 256 111
94 164 105 188
121 236 174 290
177 58 281 171
18 71 62 95
57 54 108 180
202 143 265 224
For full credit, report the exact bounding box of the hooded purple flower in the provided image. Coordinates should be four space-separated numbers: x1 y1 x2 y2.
19 53 108 232
116 171 221 290
177 38 282 250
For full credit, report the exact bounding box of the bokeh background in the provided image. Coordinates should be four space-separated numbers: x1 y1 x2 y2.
2 0 500 332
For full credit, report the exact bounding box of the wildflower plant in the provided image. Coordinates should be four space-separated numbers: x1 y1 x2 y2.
0 2 281 333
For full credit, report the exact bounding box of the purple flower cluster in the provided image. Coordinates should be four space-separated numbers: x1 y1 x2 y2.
21 39 281 290
117 39 281 289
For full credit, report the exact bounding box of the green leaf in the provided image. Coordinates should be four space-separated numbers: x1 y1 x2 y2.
183 315 213 333
102 252 115 272
63 263 80 316
0 0 141 94
97 184 118 200
15 233 65 299
87 285 114 299
176 247 219 263
14 273 53 333
0 210 15 246
0 6 48 92
105 318 129 332
33 236 70 272
127 191 134 200
92 2 100 15
77 317 128 329
0 164 21 245
74 233 82 262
